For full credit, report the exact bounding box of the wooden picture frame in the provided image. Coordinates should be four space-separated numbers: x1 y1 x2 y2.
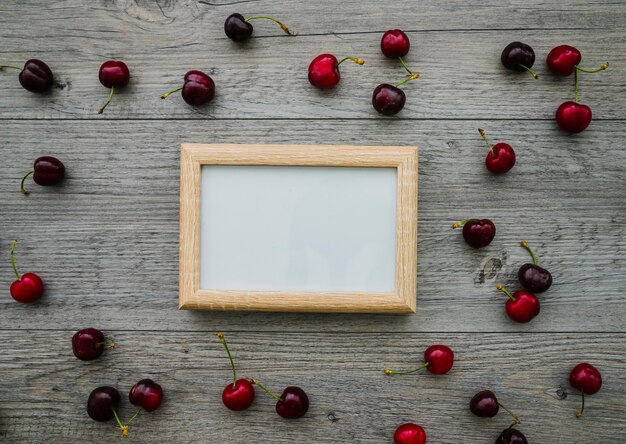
179 143 418 313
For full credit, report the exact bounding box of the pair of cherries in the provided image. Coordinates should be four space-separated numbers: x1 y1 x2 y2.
470 390 527 443
217 332 309 419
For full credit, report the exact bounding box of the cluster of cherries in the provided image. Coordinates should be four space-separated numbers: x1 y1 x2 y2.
500 41 609 133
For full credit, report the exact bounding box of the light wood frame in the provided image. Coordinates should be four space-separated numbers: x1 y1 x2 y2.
179 143 418 313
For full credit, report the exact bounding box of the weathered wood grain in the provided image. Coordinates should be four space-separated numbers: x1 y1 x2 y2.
0 119 624 332
0 331 624 443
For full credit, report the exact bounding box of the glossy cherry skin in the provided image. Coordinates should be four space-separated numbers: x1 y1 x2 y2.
501 42 535 72
381 30 410 58
18 59 54 93
495 428 527 444
556 101 592 133
33 156 65 186
129 379 163 412
486 143 516 174
470 390 499 417
394 423 426 444
72 328 106 361
99 61 130 89
222 378 255 411
518 263 552 293
224 13 253 42
372 84 406 115
505 291 540 323
308 54 342 89
547 45 581 76
275 386 309 419
462 219 496 248
424 345 454 375
182 70 215 106
10 272 44 303
87 386 121 422
569 363 602 395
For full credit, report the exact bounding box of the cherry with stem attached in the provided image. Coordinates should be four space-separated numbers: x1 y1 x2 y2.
501 42 538 79
20 156 65 195
569 362 602 418
372 72 420 116
0 59 54 93
224 13 296 41
87 386 121 423
452 219 496 248
496 424 528 444
72 328 116 361
217 332 255 411
98 61 130 114
469 390 520 424
385 344 454 376
518 241 552 293
114 378 164 437
251 379 309 419
308 54 364 89
9 240 44 303
496 285 540 323
478 128 516 174
161 70 215 106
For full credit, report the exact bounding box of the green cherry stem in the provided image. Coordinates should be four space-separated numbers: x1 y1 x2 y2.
20 171 33 195
10 240 21 281
394 72 420 88
478 128 495 156
398 56 417 76
496 285 516 302
0 65 22 70
520 241 537 265
451 219 478 229
576 391 585 418
245 15 296 36
111 408 129 437
126 408 142 426
518 64 538 79
498 402 521 424
161 86 182 100
95 341 116 349
217 332 237 388
384 361 429 375
251 379 283 402
337 56 365 67
98 86 115 114
574 68 580 103
575 63 609 73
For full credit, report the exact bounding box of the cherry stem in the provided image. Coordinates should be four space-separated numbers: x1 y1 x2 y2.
217 332 237 387
10 240 21 281
398 57 417 76
576 391 585 417
251 379 283 402
574 68 579 103
337 56 365 67
394 72 420 88
245 16 296 36
20 171 33 195
126 408 142 426
95 341 116 349
575 63 609 74
112 408 129 438
496 285 516 302
520 241 537 265
0 65 22 70
98 86 115 114
518 64 538 79
478 128 495 156
383 361 429 375
451 219 478 229
498 402 521 424
161 86 182 100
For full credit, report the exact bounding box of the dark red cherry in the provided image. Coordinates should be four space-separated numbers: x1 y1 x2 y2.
222 379 255 411
21 156 65 195
129 379 163 412
452 219 496 248
224 13 253 41
495 428 528 444
17 59 54 92
372 83 406 115
275 386 309 419
501 42 537 78
72 328 115 361
308 54 364 89
87 386 121 422
518 241 552 293
98 61 130 114
161 70 215 106
547 45 582 76
497 286 540 323
381 29 410 58
556 101 592 133
470 390 499 417
385 344 454 376
9 240 44 303
570 363 602 395
479 129 515 174
393 423 426 444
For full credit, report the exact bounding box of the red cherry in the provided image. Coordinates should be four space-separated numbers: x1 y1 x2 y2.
569 362 602 417
98 60 130 114
384 345 453 376
72 328 115 361
547 45 582 76
452 219 496 248
9 240 44 303
129 378 164 412
222 379 255 411
0 59 54 93
161 70 215 106
478 129 516 174
275 386 309 419
393 423 426 444
308 54 364 89
497 286 540 323
381 29 410 58
20 156 65 195
556 101 592 133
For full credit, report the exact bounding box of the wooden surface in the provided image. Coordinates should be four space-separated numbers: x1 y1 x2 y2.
0 1 625 443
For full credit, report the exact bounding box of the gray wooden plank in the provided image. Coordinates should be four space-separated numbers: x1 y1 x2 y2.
0 119 624 332
0 3 625 119
0 331 624 443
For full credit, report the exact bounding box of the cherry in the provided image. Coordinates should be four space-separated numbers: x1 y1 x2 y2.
224 13 295 41
20 156 65 195
9 240 44 303
451 219 496 248
381 29 410 58
372 73 420 116
87 386 121 422
495 427 528 444
500 42 538 79
393 423 426 444
161 70 215 106
547 45 582 76
98 60 130 114
469 390 520 423
569 362 602 417
518 241 552 293
478 128 516 174
72 328 115 361
385 344 454 376
217 332 255 411
130 379 163 412
0 59 54 93
252 380 309 419
308 54 364 89
496 285 540 323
